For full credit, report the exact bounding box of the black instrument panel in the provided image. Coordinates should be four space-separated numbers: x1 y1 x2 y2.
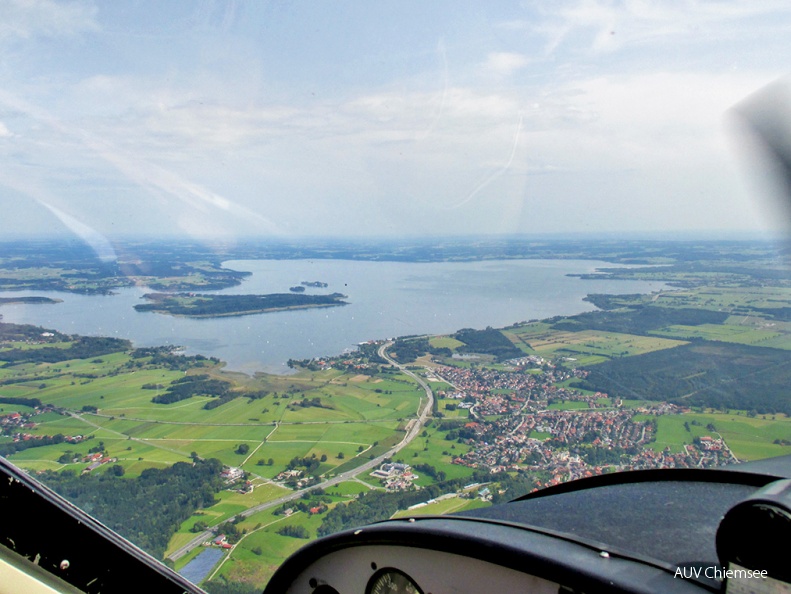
266 465 791 594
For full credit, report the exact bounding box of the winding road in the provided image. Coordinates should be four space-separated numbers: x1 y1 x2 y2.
169 341 434 561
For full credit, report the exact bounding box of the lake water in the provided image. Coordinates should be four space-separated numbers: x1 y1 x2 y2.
0 259 666 374
178 547 224 584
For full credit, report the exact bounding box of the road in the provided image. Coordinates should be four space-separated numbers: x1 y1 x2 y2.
169 341 434 561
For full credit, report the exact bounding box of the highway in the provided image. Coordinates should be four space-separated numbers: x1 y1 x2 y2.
169 341 434 561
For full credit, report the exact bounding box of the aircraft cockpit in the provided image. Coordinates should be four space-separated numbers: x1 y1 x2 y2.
262 455 791 593
4 453 791 594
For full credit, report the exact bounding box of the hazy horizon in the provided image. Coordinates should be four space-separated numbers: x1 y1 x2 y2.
0 228 783 242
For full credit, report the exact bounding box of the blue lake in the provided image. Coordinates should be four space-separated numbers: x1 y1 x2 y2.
0 259 666 374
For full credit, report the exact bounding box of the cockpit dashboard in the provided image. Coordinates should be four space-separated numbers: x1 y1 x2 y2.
264 457 791 594
3 454 791 593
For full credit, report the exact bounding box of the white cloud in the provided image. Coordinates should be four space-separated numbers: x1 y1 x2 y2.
547 70 773 168
0 86 283 237
513 0 791 56
0 0 98 40
344 87 519 130
41 66 771 229
483 52 530 76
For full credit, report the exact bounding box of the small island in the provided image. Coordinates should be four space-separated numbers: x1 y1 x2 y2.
0 296 62 306
301 281 328 288
134 292 348 318
289 286 306 293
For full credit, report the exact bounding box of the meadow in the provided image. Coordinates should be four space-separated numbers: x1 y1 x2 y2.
503 324 686 366
650 321 791 350
0 344 424 517
638 411 791 460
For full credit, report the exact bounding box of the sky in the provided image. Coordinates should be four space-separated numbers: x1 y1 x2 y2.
1 0 791 242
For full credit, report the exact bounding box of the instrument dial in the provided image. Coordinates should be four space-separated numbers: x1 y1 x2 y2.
366 568 423 594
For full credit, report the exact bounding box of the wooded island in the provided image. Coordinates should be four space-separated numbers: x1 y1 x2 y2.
134 292 348 318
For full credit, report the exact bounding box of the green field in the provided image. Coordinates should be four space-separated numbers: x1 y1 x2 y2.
642 412 791 459
3 347 423 478
326 480 381 497
209 508 330 587
397 424 475 484
503 325 685 366
165 481 292 558
527 430 552 440
429 336 465 350
0 336 437 589
651 322 791 350
391 494 490 518
651 286 791 312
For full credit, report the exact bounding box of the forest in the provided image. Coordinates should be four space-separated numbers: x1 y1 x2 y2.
38 458 224 559
453 327 524 361
389 337 432 363
151 374 232 404
0 335 131 365
574 342 791 415
0 321 67 342
551 305 728 335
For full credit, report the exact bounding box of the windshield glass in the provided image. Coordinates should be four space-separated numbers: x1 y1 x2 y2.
1 2 790 591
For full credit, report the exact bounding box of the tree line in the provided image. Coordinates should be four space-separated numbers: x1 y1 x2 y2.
130 346 217 371
551 305 728 336
0 396 43 408
0 433 66 457
0 321 68 342
0 336 131 365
